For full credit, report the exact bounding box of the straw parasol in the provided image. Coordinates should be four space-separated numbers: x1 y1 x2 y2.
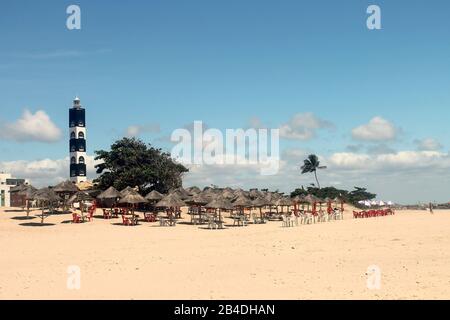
206 197 234 210
156 194 186 208
222 189 236 200
205 196 233 224
120 186 137 197
264 192 279 206
185 193 209 205
145 190 164 201
32 188 61 223
249 189 263 199
275 197 292 213
18 185 37 198
68 191 94 215
233 195 253 207
185 186 201 194
53 180 79 193
276 197 292 206
97 186 121 199
119 193 146 205
15 185 37 216
252 197 268 219
291 194 306 203
303 194 322 204
170 188 191 200
32 187 61 203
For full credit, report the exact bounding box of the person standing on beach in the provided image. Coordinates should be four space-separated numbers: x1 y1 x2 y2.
429 202 434 214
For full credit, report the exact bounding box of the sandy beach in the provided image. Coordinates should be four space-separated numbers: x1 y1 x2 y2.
0 206 449 300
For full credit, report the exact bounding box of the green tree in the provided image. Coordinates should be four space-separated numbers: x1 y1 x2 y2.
94 137 188 194
300 154 327 189
348 187 376 204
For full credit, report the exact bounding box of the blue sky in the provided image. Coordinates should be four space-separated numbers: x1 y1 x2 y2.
1 1 450 203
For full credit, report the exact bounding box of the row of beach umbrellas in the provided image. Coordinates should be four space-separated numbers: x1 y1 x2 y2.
11 180 347 212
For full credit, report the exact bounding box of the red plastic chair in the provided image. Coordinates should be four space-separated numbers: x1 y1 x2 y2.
122 215 131 226
72 213 82 223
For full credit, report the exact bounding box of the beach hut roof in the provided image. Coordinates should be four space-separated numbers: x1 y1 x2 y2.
156 194 186 207
76 180 94 191
232 195 253 207
145 190 164 201
251 197 268 207
97 186 121 199
32 188 61 202
249 189 264 199
9 184 28 193
18 185 37 199
276 197 293 206
68 191 94 204
264 192 280 205
221 189 236 199
185 186 201 194
169 188 191 200
304 194 323 204
185 193 210 205
120 186 139 197
53 180 79 193
119 192 147 204
205 197 234 210
291 194 306 203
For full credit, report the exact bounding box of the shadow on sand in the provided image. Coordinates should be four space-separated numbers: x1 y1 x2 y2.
19 222 56 227
11 216 36 221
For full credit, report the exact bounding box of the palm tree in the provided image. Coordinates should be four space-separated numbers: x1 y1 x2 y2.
300 154 327 189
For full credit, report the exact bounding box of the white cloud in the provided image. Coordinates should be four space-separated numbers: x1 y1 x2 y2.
414 138 443 151
328 150 450 172
126 124 160 137
279 113 333 140
0 156 101 187
0 109 62 143
352 116 397 142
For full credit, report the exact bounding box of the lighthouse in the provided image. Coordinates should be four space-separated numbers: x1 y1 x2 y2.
69 97 87 183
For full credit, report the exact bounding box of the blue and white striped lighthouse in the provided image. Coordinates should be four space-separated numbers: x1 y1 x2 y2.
69 97 87 183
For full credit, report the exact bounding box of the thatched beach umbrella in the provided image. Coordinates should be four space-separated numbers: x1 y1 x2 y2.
303 194 322 216
186 193 209 205
249 189 263 199
32 188 61 223
16 185 37 216
68 191 94 204
97 186 121 200
233 195 253 215
119 192 147 215
68 191 94 215
233 195 253 207
185 186 201 194
276 197 292 213
120 186 138 197
252 197 268 219
54 180 79 193
119 193 146 205
170 188 191 200
156 194 186 208
145 190 164 201
205 196 233 224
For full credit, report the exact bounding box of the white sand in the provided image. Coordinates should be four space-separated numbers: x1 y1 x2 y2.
0 206 449 299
